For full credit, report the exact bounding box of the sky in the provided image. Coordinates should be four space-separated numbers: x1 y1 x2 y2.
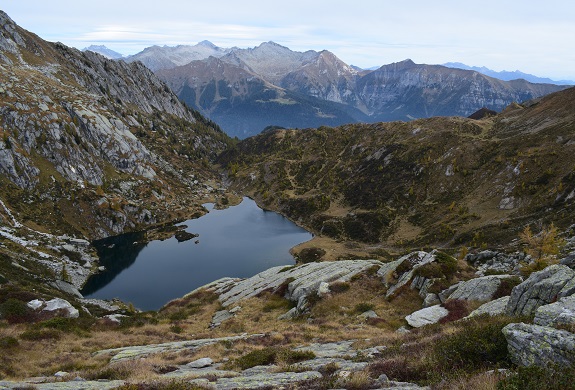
2 0 574 81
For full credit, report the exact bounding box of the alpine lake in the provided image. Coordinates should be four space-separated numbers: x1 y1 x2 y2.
81 197 313 310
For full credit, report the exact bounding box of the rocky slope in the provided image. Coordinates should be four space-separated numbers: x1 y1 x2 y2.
146 42 565 138
219 86 575 253
0 10 232 240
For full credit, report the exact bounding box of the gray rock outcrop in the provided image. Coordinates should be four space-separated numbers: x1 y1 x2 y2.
203 260 384 316
506 265 575 316
405 305 449 328
94 334 266 362
27 298 79 318
534 295 575 327
503 322 575 367
385 251 437 297
446 275 513 302
467 296 510 318
466 250 525 275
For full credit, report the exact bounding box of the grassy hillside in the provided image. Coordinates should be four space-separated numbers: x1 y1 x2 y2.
218 87 575 256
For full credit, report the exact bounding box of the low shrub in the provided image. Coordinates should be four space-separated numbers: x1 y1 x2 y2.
493 276 522 299
297 247 326 263
432 316 512 372
0 336 19 349
497 365 575 390
20 328 62 341
354 302 375 314
84 362 137 380
329 281 351 293
368 356 432 383
439 299 470 324
0 298 34 324
262 296 293 313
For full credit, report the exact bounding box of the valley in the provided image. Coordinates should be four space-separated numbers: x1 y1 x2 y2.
1 9 575 390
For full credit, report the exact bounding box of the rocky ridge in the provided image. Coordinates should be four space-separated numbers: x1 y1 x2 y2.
147 42 565 137
0 11 232 240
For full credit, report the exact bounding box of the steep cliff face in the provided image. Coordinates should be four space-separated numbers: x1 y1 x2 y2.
358 60 563 121
0 11 231 238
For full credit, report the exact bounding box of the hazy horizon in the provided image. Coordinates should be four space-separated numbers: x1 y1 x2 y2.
2 1 574 81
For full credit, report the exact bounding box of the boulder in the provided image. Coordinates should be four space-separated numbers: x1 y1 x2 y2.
466 250 525 276
43 298 79 318
467 296 510 318
187 357 213 368
210 260 384 315
506 265 575 316
423 293 440 307
386 251 437 297
210 310 235 328
503 322 575 367
27 298 79 318
358 310 378 319
446 275 513 302
534 295 575 327
405 305 449 328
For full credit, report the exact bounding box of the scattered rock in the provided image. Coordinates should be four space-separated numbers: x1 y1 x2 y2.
423 293 440 307
317 281 330 296
27 299 43 310
534 295 575 327
386 251 437 297
405 305 449 328
102 314 128 325
506 264 575 316
49 280 83 298
358 310 378 319
186 357 213 368
43 298 79 318
174 231 198 243
466 250 525 276
0 380 125 389
467 296 510 318
94 334 266 362
210 309 235 328
447 275 514 302
215 371 322 389
27 298 79 318
294 340 357 358
503 322 575 367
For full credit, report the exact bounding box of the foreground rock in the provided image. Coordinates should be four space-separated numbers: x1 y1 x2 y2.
506 265 575 316
503 322 575 367
216 371 322 389
534 295 575 327
202 260 384 316
27 298 79 319
467 296 510 318
446 275 513 302
405 305 449 328
94 334 265 362
0 380 124 389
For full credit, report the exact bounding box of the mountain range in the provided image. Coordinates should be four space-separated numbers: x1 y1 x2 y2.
121 41 567 138
443 62 574 85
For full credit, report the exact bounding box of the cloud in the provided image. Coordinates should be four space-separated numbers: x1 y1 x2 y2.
2 0 575 80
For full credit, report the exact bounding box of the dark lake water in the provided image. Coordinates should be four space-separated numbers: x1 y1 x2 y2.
81 197 312 310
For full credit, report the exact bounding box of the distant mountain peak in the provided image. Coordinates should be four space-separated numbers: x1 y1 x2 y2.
198 40 217 48
83 45 124 60
443 62 574 85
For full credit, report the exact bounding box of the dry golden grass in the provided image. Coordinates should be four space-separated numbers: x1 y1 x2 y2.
437 370 504 390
